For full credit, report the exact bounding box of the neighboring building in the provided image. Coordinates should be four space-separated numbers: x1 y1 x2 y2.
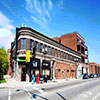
89 62 100 74
53 32 89 78
6 49 12 75
10 26 81 82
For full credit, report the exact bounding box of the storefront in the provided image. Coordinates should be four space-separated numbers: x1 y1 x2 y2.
30 58 40 77
42 60 51 79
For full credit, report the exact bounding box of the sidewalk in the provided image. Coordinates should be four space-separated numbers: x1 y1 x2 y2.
0 75 82 88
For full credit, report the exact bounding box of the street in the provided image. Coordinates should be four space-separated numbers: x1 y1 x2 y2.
1 78 100 100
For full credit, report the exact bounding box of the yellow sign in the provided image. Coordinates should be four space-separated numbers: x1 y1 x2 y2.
26 51 30 62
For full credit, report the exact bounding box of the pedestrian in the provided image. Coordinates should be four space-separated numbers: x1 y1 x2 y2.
31 74 35 84
44 75 47 83
40 75 44 84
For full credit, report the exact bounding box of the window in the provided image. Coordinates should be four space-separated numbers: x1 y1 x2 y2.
40 43 43 53
43 45 47 54
21 38 26 50
61 51 63 58
58 50 61 58
35 41 38 51
52 48 54 56
66 54 68 59
55 49 58 57
30 39 33 50
48 46 50 55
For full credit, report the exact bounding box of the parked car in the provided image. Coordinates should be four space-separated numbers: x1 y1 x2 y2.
83 73 89 79
89 74 94 78
96 74 100 77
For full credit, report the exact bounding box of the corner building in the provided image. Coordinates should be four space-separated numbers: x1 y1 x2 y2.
11 27 81 82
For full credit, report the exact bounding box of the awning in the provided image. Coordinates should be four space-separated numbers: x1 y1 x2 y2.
17 59 26 62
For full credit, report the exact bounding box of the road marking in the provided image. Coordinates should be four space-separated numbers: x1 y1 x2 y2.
33 87 47 94
24 87 36 100
92 92 100 100
8 89 11 100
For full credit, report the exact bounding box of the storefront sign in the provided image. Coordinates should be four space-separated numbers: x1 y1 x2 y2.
42 60 50 68
32 61 38 67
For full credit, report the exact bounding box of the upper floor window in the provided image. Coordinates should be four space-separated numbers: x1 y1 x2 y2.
21 38 26 50
35 41 38 51
58 50 61 58
52 48 54 56
40 43 43 53
30 39 33 50
48 46 50 55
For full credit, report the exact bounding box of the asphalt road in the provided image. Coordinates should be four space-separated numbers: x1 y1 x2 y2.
1 78 100 100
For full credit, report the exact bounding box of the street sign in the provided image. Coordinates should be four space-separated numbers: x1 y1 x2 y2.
26 51 30 62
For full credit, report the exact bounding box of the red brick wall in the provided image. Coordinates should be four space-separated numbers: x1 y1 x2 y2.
89 63 100 74
71 65 76 78
60 33 77 51
53 37 61 43
52 33 77 51
7 49 12 75
55 62 71 79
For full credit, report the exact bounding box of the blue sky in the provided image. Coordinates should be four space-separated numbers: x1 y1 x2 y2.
0 0 100 64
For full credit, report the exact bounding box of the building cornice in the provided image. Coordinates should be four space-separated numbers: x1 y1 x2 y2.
17 27 80 58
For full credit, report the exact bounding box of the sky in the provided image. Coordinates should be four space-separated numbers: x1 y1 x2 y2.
0 0 100 64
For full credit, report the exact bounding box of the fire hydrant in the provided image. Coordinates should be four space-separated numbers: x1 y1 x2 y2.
36 73 40 84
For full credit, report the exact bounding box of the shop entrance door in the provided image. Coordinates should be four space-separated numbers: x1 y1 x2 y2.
21 67 26 81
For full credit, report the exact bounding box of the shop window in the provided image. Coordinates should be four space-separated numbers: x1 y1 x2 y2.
21 38 26 50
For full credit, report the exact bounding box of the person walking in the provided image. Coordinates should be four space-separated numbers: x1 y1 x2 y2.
31 74 35 84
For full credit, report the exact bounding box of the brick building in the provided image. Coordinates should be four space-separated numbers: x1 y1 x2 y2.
6 49 12 76
10 26 81 82
89 62 100 74
53 32 89 77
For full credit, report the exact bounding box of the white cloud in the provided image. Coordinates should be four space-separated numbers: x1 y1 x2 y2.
25 0 53 27
0 12 15 50
48 0 53 10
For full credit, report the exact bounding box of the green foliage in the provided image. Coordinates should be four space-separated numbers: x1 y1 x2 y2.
0 78 6 83
0 48 8 79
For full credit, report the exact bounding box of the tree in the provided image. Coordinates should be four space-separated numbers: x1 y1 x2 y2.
0 48 8 79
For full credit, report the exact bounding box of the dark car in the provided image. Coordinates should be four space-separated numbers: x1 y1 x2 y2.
83 73 89 79
96 74 100 78
89 74 94 78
